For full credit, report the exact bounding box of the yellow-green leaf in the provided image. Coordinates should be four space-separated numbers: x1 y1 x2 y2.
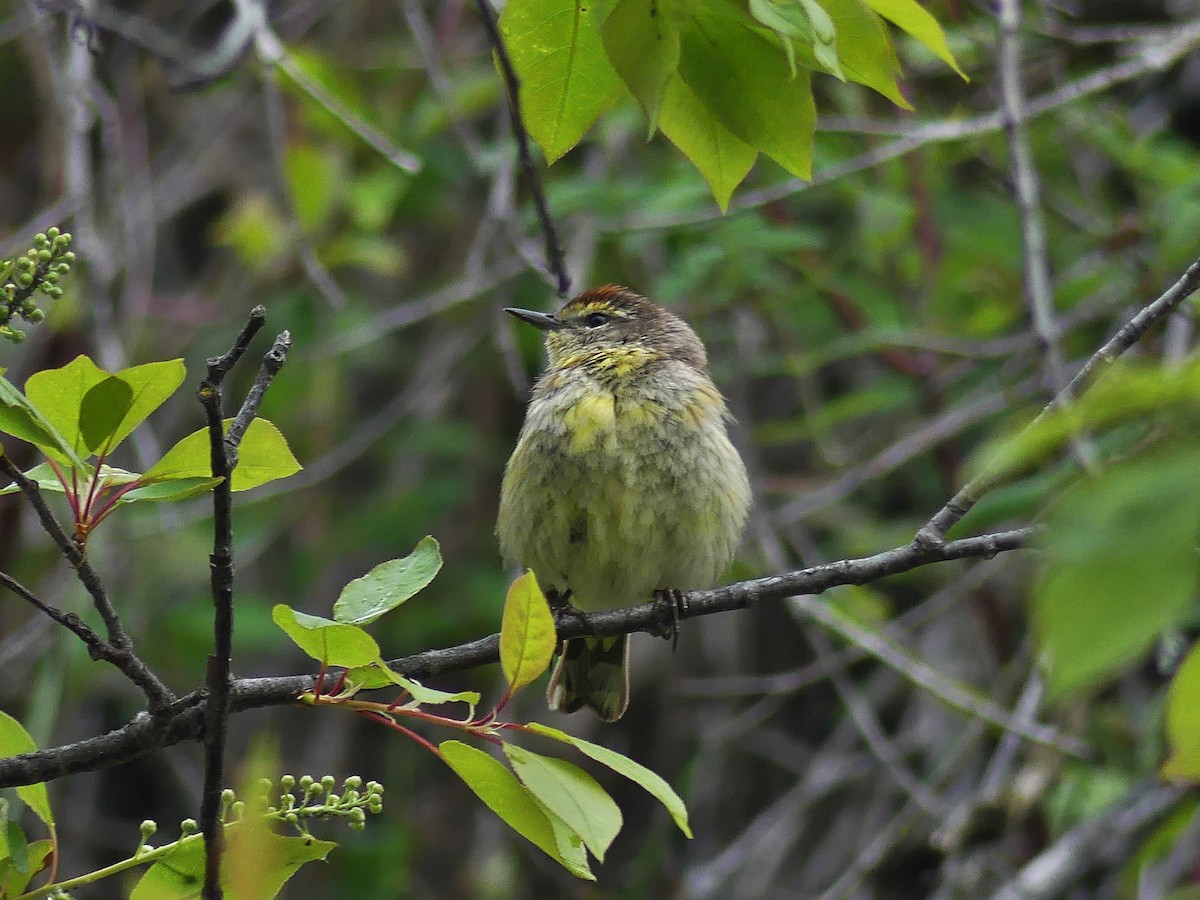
1163 640 1200 780
866 0 966 79
499 570 557 693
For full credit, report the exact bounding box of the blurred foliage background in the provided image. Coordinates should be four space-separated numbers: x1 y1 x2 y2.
2 0 1200 896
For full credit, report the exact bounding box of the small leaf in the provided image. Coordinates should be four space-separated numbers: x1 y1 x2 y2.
78 376 134 454
440 740 593 879
1035 450 1200 698
504 745 622 861
0 711 55 835
500 570 557 694
528 723 692 837
119 477 225 503
749 0 843 80
1163 640 1200 780
500 0 623 162
272 604 381 668
818 0 909 107
866 0 966 78
345 663 481 711
332 536 443 624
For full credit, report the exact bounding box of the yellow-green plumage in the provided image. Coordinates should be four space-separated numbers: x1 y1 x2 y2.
497 286 751 721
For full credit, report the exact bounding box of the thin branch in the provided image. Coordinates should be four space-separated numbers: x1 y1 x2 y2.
472 0 570 296
225 330 292 455
0 526 1060 789
916 255 1200 545
0 456 173 711
196 308 261 900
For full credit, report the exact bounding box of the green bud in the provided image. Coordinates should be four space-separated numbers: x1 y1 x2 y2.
325 793 340 807
17 257 33 271
231 800 246 820
298 775 314 791
320 775 335 792
180 818 198 836
36 249 51 263
46 226 59 239
140 820 158 838
33 233 47 248
62 251 76 262
16 273 32 287
26 309 45 324
9 328 26 343
280 774 296 792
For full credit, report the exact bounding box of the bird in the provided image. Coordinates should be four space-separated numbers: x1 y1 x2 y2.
497 285 751 721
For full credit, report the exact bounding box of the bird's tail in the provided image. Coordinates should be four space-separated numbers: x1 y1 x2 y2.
546 635 630 722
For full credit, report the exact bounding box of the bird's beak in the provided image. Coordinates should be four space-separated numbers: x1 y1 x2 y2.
504 307 568 331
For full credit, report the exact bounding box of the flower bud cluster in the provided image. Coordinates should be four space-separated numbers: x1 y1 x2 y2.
1 227 73 343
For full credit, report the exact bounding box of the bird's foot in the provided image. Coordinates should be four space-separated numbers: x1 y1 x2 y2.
548 590 595 637
652 588 686 651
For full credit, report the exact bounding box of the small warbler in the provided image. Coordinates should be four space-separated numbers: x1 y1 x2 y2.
497 286 751 721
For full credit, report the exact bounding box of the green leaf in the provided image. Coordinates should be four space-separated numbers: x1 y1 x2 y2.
866 0 965 78
677 4 816 179
600 0 681 133
527 723 692 837
504 745 622 861
819 0 908 107
142 418 301 491
0 711 55 835
0 839 52 896
119 477 225 503
440 740 594 879
499 0 623 163
499 570 557 694
24 355 108 457
130 830 335 900
106 359 188 452
749 0 843 80
1035 450 1200 698
1163 640 1200 780
657 75 757 210
345 663 481 711
78 375 134 454
0 374 83 467
332 536 443 624
272 604 382 668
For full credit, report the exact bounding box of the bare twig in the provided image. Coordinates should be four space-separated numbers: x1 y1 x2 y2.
916 255 1200 545
472 0 570 296
226 330 292 455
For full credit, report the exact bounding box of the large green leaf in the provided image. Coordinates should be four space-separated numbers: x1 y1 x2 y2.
1162 640 1200 780
272 604 382 668
332 536 443 625
600 0 681 132
528 723 692 837
104 359 187 452
677 3 816 179
499 570 557 694
866 0 965 78
440 740 593 879
504 745 622 861
1035 450 1200 698
499 0 623 163
657 75 757 210
0 374 83 468
79 376 134 455
24 355 108 457
142 418 301 491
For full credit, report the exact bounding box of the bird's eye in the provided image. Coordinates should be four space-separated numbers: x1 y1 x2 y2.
584 312 609 328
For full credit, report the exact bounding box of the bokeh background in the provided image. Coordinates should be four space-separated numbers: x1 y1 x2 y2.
2 0 1200 896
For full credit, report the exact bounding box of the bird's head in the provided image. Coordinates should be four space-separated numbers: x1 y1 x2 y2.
506 286 708 377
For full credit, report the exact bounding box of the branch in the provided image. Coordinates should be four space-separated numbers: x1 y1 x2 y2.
0 526 1053 789
225 329 292 455
916 255 1200 545
472 0 570 296
195 305 272 900
0 456 173 712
